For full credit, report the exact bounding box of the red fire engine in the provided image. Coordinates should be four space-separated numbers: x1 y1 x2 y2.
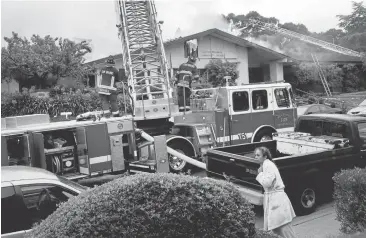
1 0 297 181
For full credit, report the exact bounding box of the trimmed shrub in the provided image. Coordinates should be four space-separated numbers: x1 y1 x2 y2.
28 173 256 238
333 167 366 234
1 90 132 118
255 229 282 238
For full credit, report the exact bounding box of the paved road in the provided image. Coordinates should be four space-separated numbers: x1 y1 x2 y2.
192 169 342 238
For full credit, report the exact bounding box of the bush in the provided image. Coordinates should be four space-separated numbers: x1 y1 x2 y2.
254 229 282 238
333 167 366 234
28 174 256 238
1 90 132 118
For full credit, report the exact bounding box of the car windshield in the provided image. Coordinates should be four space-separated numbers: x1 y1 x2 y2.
57 175 88 192
297 106 310 116
357 122 366 138
359 100 366 107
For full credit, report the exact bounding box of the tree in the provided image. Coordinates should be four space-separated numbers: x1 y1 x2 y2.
337 1 366 34
204 59 239 87
312 28 346 44
290 63 344 93
281 22 310 35
337 1 366 69
1 32 93 88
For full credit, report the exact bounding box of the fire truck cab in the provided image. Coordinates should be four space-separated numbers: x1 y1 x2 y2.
174 81 297 147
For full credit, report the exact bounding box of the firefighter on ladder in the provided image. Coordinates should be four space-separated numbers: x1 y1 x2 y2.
99 56 120 117
76 56 120 121
175 55 199 112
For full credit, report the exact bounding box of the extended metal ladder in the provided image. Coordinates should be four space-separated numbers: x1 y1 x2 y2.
311 54 332 97
115 0 176 120
239 19 364 58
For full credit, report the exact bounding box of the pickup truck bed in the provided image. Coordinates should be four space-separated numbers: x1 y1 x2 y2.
206 114 366 215
206 139 364 215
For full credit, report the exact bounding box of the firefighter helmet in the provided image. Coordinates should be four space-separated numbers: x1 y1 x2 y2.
188 55 197 63
106 56 115 66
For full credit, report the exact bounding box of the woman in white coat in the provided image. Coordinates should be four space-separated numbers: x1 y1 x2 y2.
255 146 297 238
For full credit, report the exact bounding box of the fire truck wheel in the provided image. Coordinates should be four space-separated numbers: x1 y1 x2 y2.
253 128 274 142
167 143 191 173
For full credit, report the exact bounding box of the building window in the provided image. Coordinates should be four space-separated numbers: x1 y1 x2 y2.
252 90 268 110
232 91 249 112
88 75 96 87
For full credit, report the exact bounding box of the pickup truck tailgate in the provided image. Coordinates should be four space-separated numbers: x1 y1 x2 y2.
206 141 277 205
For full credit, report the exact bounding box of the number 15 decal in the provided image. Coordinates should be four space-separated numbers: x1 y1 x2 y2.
238 133 247 140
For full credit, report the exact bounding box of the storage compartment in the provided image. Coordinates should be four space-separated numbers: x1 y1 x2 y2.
3 135 30 166
42 129 78 175
273 132 350 155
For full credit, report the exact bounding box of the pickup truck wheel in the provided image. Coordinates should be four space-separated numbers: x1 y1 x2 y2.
293 186 317 215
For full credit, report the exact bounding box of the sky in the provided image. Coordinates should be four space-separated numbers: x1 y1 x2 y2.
1 0 362 62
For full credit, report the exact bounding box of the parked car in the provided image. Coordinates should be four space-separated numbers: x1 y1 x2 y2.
297 104 342 116
347 99 366 116
1 166 87 238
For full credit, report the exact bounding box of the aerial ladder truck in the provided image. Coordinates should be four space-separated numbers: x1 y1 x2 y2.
232 18 365 97
1 0 208 181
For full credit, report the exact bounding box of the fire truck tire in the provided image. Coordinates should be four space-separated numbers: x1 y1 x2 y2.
253 128 275 142
167 142 194 173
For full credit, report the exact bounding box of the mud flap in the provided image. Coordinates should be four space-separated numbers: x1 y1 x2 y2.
154 135 169 173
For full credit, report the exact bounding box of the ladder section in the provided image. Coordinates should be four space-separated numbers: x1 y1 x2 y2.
239 19 363 58
311 54 332 97
115 0 176 120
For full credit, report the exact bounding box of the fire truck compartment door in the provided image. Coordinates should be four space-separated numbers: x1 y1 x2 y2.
85 124 111 173
110 134 125 172
31 133 47 169
75 128 90 175
1 136 9 166
23 135 30 160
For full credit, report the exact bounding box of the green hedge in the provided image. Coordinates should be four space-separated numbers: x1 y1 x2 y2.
1 90 131 118
28 173 257 238
254 230 282 238
333 167 366 234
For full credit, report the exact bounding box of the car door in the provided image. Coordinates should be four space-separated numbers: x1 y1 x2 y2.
18 183 78 224
250 87 275 131
273 87 296 129
228 89 252 144
1 183 31 238
1 182 79 238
